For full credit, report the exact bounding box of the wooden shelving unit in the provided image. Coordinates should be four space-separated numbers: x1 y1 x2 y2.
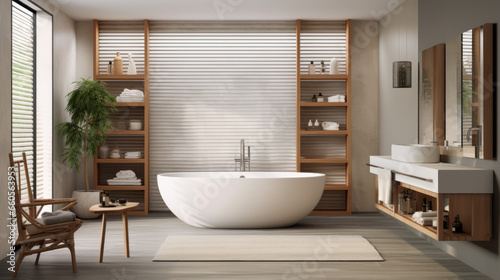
375 180 491 241
92 20 150 215
296 20 352 215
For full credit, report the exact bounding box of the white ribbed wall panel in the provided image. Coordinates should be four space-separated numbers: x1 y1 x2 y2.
149 21 297 210
98 21 145 75
300 21 347 74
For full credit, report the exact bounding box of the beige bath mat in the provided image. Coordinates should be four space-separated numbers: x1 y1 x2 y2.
153 235 383 262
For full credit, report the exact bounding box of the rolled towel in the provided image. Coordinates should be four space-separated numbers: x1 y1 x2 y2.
41 210 76 225
412 211 422 221
417 217 436 226
116 170 136 179
421 211 437 217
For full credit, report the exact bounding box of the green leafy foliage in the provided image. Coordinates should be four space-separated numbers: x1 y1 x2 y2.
58 78 117 191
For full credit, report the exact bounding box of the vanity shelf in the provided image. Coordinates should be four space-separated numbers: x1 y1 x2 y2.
300 102 347 107
300 74 348 80
370 156 492 241
299 130 348 135
116 102 145 107
106 130 145 135
95 158 146 164
94 74 146 80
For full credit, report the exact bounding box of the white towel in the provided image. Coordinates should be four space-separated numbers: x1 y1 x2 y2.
121 88 144 97
116 170 136 179
125 151 141 157
328 94 346 102
416 217 436 226
377 168 393 205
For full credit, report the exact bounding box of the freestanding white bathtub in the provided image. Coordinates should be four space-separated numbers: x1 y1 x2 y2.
157 172 325 228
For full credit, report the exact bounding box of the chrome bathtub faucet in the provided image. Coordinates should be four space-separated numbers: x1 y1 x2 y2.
234 139 251 171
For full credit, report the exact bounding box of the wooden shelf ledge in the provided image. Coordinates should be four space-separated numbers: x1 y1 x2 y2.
106 130 145 135
300 130 348 135
95 158 145 163
325 184 349 191
95 74 145 80
300 158 348 164
300 102 347 107
95 185 147 191
300 74 348 80
117 102 145 107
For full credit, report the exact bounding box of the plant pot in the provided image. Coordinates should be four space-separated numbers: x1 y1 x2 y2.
70 190 101 219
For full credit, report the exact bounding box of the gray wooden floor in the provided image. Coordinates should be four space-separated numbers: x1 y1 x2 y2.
0 212 490 280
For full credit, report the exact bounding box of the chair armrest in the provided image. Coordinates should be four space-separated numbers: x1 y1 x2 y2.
19 198 77 207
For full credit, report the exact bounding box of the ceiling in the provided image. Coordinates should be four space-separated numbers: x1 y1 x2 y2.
51 0 396 21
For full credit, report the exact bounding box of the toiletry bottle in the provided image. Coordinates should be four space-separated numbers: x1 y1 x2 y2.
113 52 123 75
452 215 462 233
317 93 324 102
312 94 317 102
100 191 106 206
314 119 319 127
127 53 137 75
308 119 313 127
422 197 427 212
443 212 449 229
308 61 316 74
329 57 338 74
427 201 433 212
321 61 325 74
107 61 112 74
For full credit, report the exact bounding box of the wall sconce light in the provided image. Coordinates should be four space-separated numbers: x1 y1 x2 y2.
393 3 412 88
393 61 411 88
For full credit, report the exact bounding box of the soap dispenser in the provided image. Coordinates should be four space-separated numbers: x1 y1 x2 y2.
317 93 324 102
308 61 316 74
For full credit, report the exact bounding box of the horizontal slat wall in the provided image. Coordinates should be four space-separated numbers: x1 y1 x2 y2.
300 135 346 158
300 21 347 75
300 80 346 102
98 21 145 75
149 21 297 210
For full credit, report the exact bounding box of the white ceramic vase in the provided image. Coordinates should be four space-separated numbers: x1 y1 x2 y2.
329 57 338 74
70 190 101 219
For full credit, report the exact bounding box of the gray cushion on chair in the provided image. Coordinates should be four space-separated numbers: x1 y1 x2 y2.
41 210 76 225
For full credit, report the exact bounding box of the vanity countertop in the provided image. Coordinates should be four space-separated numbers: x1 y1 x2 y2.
369 156 493 194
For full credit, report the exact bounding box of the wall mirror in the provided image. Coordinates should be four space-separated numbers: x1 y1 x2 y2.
418 23 495 159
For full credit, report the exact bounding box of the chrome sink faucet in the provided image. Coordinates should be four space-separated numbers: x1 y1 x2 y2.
234 139 250 171
466 125 482 157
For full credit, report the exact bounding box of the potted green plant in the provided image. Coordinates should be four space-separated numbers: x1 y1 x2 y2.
58 78 116 218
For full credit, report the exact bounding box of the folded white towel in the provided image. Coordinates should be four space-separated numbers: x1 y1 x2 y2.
116 96 144 103
116 170 136 179
125 151 141 157
121 88 144 97
328 94 346 102
112 177 138 181
412 211 437 222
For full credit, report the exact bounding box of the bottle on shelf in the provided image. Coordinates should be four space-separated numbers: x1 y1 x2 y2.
426 200 433 212
127 53 137 75
113 52 123 75
308 119 313 127
422 197 427 212
329 57 338 74
452 215 463 233
308 61 316 74
107 61 112 74
320 60 325 74
314 119 320 127
317 93 324 102
312 94 317 102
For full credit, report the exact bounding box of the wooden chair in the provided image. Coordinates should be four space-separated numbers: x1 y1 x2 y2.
9 152 82 278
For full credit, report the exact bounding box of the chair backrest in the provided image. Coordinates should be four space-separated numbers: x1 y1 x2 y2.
9 152 36 220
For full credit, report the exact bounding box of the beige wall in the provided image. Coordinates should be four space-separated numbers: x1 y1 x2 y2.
351 20 379 212
378 0 419 154
0 0 13 258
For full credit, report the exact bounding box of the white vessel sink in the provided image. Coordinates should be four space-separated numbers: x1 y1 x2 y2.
391 144 440 163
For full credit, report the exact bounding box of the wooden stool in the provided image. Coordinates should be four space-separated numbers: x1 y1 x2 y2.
89 202 139 263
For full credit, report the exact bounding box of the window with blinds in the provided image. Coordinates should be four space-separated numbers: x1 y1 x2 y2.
148 21 297 210
11 0 52 203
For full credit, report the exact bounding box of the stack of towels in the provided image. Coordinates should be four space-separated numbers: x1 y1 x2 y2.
107 170 141 186
116 88 144 102
412 211 437 226
328 94 346 102
124 151 142 159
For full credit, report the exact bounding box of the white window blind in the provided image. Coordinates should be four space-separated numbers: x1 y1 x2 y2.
149 21 297 210
12 1 35 202
12 1 52 203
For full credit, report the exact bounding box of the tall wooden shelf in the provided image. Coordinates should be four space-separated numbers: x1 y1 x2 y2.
296 20 352 215
92 20 150 215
